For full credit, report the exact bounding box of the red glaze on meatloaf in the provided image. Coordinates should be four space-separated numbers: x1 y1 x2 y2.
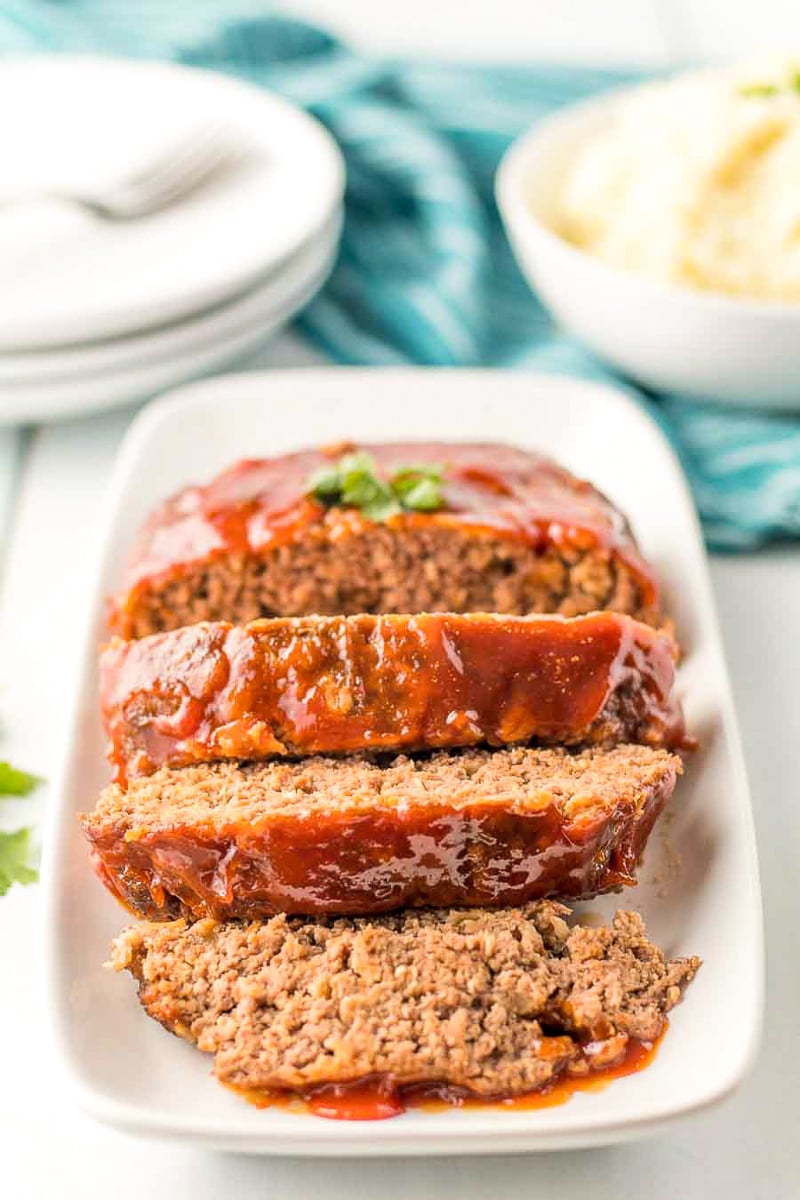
100 611 684 785
109 443 662 637
80 744 680 920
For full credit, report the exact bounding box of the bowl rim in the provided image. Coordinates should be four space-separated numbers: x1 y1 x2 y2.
495 80 800 323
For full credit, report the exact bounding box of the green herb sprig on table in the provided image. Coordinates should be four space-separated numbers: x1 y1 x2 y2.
739 83 780 98
0 761 41 897
309 452 445 522
739 68 800 98
0 761 40 796
0 827 38 895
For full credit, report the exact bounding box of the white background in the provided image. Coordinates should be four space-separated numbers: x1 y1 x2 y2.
1 3 799 1197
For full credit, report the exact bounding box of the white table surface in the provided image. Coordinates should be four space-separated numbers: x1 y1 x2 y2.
2 5 799 1197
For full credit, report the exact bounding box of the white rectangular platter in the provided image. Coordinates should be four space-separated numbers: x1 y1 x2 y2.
41 368 763 1155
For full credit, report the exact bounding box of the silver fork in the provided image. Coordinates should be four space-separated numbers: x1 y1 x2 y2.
0 122 247 220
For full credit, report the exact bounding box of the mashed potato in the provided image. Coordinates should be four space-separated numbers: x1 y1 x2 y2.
557 62 800 301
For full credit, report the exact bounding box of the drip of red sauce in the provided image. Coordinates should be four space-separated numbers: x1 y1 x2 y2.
226 1032 662 1122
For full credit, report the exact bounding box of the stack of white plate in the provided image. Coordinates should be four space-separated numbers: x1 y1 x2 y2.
0 57 345 424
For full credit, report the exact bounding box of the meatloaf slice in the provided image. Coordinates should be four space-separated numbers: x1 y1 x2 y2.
100 611 684 784
110 903 700 1100
81 744 681 920
109 442 662 638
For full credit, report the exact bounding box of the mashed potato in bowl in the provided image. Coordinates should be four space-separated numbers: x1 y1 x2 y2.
556 62 800 302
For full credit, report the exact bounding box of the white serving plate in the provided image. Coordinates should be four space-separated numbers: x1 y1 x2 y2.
41 369 763 1156
0 214 341 424
0 57 344 349
0 210 342 386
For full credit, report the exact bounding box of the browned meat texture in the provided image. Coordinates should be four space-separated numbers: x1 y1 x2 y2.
111 903 700 1097
109 442 662 637
119 528 657 638
81 744 681 919
100 611 684 784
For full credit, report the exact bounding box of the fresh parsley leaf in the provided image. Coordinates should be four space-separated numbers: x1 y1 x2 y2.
338 451 377 479
335 451 399 517
0 761 41 797
391 465 444 512
739 82 779 98
307 453 446 522
791 69 800 94
0 827 38 896
399 476 443 511
361 494 402 522
339 458 392 511
308 464 343 499
342 477 397 514
391 464 442 492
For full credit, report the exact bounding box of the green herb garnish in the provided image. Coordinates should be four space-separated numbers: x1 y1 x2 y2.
739 65 800 99
0 761 40 797
339 452 399 521
739 82 779 98
391 465 445 511
0 827 38 896
0 761 42 896
309 453 445 521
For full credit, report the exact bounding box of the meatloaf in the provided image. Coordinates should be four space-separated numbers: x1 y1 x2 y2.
81 743 680 920
109 442 662 638
111 903 700 1100
100 610 684 784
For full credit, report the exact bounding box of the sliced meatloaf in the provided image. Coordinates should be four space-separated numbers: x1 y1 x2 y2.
100 611 684 784
81 744 681 920
110 903 700 1099
109 442 662 638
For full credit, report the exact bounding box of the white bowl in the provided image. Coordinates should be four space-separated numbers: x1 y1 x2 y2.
496 88 800 410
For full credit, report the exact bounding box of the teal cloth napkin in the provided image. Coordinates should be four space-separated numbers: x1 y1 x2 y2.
3 4 800 549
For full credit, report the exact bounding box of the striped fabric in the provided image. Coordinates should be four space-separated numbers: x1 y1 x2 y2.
3 5 799 547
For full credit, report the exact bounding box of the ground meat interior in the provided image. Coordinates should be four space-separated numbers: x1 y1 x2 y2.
124 526 655 637
82 744 681 920
111 902 700 1099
